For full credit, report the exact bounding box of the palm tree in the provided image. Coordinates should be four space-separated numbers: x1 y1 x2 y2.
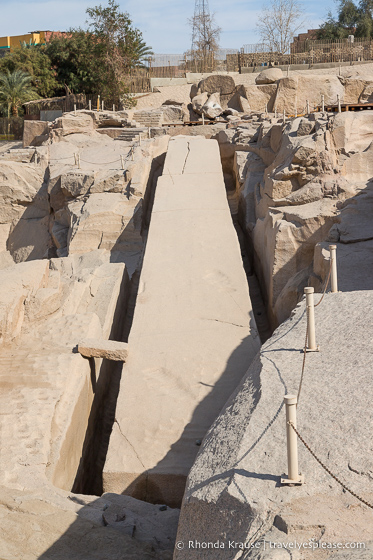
0 70 39 117
132 38 154 68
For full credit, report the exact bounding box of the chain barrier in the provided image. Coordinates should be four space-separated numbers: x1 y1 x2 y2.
297 259 332 404
314 260 332 308
49 146 135 167
288 422 373 510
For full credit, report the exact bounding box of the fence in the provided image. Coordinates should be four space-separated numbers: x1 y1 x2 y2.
0 117 24 141
231 37 373 71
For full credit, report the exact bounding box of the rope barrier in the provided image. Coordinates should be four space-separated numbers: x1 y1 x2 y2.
288 422 373 510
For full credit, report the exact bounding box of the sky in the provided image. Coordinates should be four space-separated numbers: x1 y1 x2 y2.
0 0 337 54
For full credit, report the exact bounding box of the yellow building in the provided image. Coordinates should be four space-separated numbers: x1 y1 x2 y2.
0 31 50 53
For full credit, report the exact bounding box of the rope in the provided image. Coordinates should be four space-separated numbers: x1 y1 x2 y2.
288 422 373 510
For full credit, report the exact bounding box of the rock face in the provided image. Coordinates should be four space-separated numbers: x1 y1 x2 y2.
0 111 176 559
256 67 283 84
175 291 373 559
217 110 373 327
103 136 260 507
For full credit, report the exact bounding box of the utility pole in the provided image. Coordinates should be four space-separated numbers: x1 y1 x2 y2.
190 0 220 72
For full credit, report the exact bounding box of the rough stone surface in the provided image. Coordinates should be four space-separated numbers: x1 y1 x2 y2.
192 91 209 115
79 338 129 361
201 92 223 119
103 136 260 507
176 292 373 559
198 74 236 96
23 120 50 147
256 67 283 84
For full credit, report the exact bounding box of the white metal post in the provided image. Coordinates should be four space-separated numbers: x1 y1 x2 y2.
113 104 115 112
202 113 205 125
74 104 77 115
89 99 92 111
322 94 325 112
304 287 318 351
281 395 303 485
337 94 341 113
329 244 338 293
102 100 104 111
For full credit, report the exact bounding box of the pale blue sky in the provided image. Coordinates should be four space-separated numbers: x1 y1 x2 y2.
0 0 336 53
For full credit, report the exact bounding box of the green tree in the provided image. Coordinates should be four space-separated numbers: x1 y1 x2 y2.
0 69 39 116
0 44 58 97
317 0 373 38
46 0 152 104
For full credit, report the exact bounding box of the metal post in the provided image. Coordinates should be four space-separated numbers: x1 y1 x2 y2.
102 100 104 111
97 96 100 112
202 113 205 125
304 287 318 351
281 395 303 485
306 100 310 114
74 153 77 166
120 155 124 170
265 104 268 115
89 99 92 111
77 154 81 169
148 127 151 139
321 94 325 112
337 94 341 113
113 104 115 112
329 244 338 293
74 104 77 115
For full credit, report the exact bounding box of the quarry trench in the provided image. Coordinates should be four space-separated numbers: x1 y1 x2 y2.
68 133 270 505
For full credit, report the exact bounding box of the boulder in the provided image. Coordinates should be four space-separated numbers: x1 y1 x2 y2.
201 92 223 119
192 91 209 116
242 84 277 113
54 112 95 136
23 120 49 148
359 83 373 103
255 67 283 84
161 104 186 123
190 83 200 100
198 74 236 96
343 78 369 104
296 118 315 136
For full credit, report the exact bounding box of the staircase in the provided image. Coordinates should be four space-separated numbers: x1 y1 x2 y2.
115 128 148 142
